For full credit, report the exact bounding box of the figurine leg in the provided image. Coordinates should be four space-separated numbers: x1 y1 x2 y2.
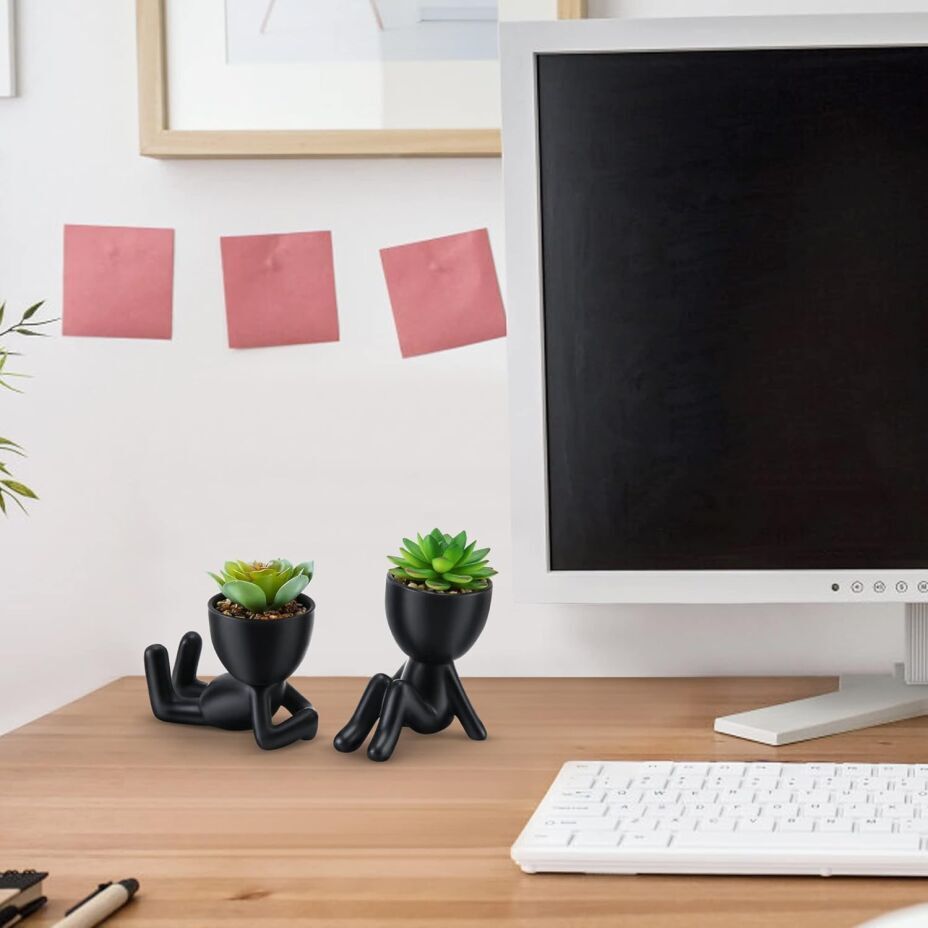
172 631 208 699
446 665 487 741
144 644 205 725
281 684 318 741
333 673 392 753
367 680 441 763
249 684 318 750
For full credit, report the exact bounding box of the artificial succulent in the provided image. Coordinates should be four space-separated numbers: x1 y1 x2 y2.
210 559 314 614
389 529 497 593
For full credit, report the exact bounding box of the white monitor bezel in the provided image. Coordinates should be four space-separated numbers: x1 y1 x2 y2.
501 13 928 604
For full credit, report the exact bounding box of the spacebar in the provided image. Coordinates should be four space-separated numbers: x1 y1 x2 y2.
670 833 921 852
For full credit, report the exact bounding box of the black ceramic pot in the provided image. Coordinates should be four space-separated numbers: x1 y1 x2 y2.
385 574 491 664
333 574 492 761
208 593 314 686
143 593 319 750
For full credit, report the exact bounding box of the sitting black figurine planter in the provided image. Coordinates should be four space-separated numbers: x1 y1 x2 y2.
145 559 318 750
335 530 495 762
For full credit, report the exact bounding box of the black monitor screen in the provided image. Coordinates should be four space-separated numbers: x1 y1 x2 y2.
537 46 928 571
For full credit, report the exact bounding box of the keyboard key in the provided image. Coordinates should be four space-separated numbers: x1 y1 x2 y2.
543 815 619 831
620 832 671 849
676 763 710 777
777 818 815 833
549 803 607 817
567 763 603 775
760 803 800 818
671 832 920 851
737 818 775 833
859 819 895 834
524 831 571 847
818 818 854 833
555 789 606 802
572 832 621 848
663 816 699 832
562 776 596 789
700 818 737 833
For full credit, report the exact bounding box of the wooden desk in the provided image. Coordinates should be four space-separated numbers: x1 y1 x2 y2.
3 676 928 927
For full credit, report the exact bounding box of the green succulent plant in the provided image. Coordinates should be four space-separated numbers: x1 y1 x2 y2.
389 529 497 593
209 559 314 614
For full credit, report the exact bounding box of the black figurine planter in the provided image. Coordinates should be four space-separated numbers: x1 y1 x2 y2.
334 574 490 762
144 593 318 750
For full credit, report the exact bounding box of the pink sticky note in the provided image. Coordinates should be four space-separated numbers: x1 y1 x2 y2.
220 231 340 349
380 228 506 358
63 224 174 339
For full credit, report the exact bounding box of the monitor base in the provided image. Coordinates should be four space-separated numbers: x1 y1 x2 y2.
715 605 928 745
714 663 928 745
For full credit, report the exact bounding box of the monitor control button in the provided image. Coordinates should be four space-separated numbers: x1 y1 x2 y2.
851 581 864 593
874 581 886 593
919 581 928 594
897 581 909 594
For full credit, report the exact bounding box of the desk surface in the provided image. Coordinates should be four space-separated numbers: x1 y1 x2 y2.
3 676 928 927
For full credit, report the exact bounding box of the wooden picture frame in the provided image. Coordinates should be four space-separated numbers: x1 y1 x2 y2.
136 0 587 159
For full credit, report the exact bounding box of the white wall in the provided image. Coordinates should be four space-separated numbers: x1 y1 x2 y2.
0 0 910 735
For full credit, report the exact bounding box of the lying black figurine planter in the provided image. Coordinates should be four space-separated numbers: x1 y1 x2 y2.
335 530 495 762
144 559 318 750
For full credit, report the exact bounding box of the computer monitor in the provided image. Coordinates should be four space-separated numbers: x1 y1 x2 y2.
500 14 928 744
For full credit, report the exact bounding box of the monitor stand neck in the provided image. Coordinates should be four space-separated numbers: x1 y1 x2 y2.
714 604 928 745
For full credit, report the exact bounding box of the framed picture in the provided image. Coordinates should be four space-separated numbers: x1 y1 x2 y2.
136 0 587 158
0 0 15 98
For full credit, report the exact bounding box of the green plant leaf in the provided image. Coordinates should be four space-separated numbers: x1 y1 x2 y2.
273 573 309 607
451 531 467 549
469 579 489 590
405 567 438 580
431 557 454 574
402 537 425 561
276 558 292 572
388 555 416 569
419 533 438 561
0 303 4 328
390 568 410 580
295 561 314 581
443 573 472 584
456 561 488 575
21 301 45 321
461 547 489 566
221 580 267 613
0 492 6 515
0 487 27 514
397 549 428 569
425 579 451 591
430 528 445 544
467 567 497 578
2 480 37 499
442 543 464 567
249 567 283 601
207 571 225 588
14 328 47 337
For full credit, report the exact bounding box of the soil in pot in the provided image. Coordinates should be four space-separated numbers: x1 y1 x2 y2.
214 598 309 621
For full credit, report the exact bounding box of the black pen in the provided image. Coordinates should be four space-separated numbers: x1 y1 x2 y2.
51 880 139 928
0 896 47 927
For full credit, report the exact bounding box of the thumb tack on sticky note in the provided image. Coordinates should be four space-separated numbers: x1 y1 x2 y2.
62 224 174 340
220 231 340 349
380 228 506 359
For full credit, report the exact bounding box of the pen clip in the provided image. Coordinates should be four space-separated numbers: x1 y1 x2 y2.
65 883 111 916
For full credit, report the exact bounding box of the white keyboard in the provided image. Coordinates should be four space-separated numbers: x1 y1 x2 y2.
512 761 928 876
